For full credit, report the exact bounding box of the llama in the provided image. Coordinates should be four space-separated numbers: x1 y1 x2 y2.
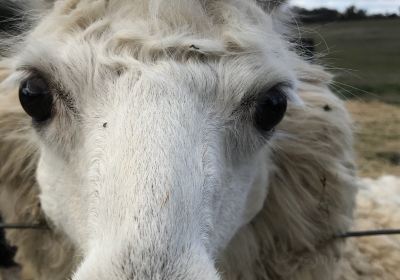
0 0 370 279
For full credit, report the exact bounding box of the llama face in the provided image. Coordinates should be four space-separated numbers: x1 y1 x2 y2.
11 0 299 278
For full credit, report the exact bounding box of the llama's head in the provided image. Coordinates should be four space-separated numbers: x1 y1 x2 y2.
4 0 304 278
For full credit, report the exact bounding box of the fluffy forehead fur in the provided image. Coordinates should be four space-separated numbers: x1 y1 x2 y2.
12 0 295 84
33 0 285 52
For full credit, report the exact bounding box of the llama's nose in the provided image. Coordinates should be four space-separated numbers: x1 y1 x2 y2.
254 88 288 131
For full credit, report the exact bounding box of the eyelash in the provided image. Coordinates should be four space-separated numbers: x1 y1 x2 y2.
56 89 78 115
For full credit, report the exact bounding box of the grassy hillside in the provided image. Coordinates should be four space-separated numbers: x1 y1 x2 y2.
347 101 400 177
306 19 400 104
304 19 400 177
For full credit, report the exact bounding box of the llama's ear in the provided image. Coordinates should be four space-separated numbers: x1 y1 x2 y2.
0 0 52 58
0 1 29 58
256 0 292 35
0 1 30 36
257 0 287 12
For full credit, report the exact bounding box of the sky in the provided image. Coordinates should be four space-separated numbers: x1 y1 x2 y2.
291 0 400 14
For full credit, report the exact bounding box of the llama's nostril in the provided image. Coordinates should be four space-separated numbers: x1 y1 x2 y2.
254 89 287 132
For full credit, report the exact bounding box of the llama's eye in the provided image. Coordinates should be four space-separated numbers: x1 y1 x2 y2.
19 76 53 122
253 85 287 132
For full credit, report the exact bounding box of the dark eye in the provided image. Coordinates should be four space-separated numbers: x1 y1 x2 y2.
254 85 287 132
19 75 53 122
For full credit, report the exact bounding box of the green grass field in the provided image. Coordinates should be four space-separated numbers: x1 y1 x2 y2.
306 19 400 104
304 19 400 176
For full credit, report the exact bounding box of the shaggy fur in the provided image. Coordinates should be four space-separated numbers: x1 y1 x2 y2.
339 176 400 280
3 79 399 280
219 72 358 280
1 68 359 279
0 0 387 279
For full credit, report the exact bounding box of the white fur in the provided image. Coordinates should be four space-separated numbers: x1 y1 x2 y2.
0 1 360 279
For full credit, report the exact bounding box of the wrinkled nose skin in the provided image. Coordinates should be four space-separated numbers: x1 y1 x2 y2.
72 91 222 280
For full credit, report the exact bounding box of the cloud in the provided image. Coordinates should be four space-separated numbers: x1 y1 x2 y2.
290 0 400 14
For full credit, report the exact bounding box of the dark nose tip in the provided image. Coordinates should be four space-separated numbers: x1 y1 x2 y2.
254 89 287 132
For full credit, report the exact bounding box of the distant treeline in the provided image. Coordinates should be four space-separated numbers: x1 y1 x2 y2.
294 6 400 23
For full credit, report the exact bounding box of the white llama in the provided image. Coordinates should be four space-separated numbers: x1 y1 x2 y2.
1 1 396 279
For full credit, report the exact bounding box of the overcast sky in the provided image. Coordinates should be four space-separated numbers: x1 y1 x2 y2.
291 0 400 14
